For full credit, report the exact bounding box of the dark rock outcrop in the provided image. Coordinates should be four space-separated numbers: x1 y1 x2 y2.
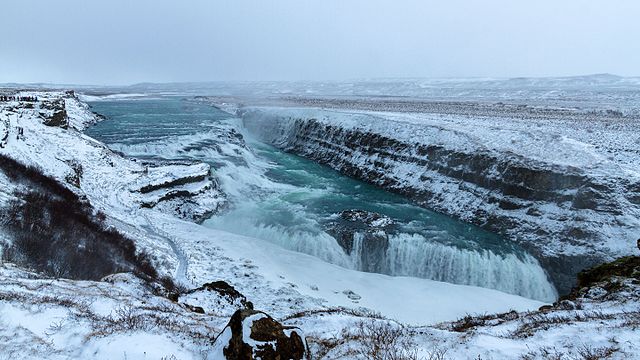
552 256 640 307
573 256 640 292
326 209 395 273
339 209 395 228
179 280 253 315
187 280 252 309
138 173 209 194
39 99 68 128
212 308 308 360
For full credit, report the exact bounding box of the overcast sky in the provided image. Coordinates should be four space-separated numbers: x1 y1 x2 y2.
1 0 639 85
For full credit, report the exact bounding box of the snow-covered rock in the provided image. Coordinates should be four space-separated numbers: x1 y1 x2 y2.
211 308 309 360
180 280 252 315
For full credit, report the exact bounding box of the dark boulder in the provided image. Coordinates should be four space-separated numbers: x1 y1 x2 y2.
184 304 205 314
326 209 395 273
212 308 308 360
195 281 250 307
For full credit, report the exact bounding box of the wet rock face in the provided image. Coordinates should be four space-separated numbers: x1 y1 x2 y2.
213 309 308 360
326 209 395 273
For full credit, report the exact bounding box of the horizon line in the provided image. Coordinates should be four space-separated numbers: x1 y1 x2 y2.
1 73 638 89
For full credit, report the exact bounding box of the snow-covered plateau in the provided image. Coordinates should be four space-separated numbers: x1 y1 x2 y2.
0 88 639 359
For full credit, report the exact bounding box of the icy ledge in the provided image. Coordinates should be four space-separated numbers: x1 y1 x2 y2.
239 106 640 294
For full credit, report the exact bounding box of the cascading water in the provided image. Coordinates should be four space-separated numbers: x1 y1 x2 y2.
87 97 558 302
382 234 556 301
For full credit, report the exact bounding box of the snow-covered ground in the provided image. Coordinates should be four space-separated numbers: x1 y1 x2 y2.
3 256 638 359
292 267 640 359
0 264 221 359
1 89 639 359
68 74 640 115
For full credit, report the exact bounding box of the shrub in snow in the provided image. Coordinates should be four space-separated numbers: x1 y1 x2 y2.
0 155 169 290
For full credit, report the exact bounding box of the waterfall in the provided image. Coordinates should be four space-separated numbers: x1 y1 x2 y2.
347 232 557 302
90 99 559 303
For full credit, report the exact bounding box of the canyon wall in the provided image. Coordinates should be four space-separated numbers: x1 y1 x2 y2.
240 106 640 294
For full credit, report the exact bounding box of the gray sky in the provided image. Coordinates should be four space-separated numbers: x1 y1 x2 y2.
1 0 639 85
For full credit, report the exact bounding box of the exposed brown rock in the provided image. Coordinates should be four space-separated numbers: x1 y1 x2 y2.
213 308 308 360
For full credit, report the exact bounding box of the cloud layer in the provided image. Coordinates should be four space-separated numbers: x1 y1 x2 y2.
1 0 638 85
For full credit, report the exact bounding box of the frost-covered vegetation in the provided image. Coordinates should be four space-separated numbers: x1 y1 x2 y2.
0 155 161 282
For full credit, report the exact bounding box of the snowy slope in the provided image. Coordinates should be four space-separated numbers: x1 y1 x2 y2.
0 264 224 360
293 256 640 360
